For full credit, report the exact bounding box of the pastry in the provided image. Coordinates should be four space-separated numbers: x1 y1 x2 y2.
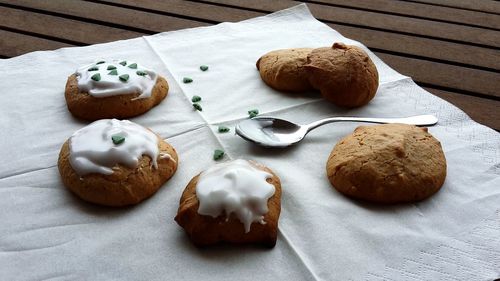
64 60 168 120
175 159 281 247
58 119 178 206
305 43 379 108
326 124 446 203
256 43 379 107
256 48 314 92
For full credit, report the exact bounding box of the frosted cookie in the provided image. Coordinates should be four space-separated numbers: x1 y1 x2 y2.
58 119 178 206
256 48 314 92
326 124 446 204
175 159 281 247
305 43 379 107
65 60 169 120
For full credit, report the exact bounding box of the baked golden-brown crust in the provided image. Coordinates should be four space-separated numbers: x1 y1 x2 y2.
58 135 178 207
305 42 379 107
256 48 314 92
326 124 446 203
175 163 282 247
64 74 169 120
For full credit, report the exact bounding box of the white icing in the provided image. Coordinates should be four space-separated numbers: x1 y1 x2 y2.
69 119 168 176
196 159 276 233
75 60 158 99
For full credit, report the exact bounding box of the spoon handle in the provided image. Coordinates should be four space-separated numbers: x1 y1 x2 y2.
305 114 438 132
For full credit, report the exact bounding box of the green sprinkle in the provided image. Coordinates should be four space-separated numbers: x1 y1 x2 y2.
136 70 147 76
248 109 259 118
111 135 125 145
191 95 202 102
218 126 230 133
192 103 202 111
183 77 193 83
119 61 127 66
128 63 138 69
96 61 105 64
108 69 118 75
107 65 116 70
200 65 209 71
91 73 101 81
119 74 129 82
213 149 224 160
88 66 99 71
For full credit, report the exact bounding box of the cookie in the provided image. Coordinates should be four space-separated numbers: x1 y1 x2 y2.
305 43 379 107
256 48 314 92
65 60 168 120
326 124 446 203
58 119 178 207
175 159 281 247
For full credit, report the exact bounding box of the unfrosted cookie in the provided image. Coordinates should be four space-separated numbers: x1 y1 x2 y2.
326 124 446 203
65 60 168 120
256 48 314 92
58 119 178 207
305 43 379 107
175 159 281 247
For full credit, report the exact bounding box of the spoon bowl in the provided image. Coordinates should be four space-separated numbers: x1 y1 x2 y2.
236 117 307 147
235 114 438 148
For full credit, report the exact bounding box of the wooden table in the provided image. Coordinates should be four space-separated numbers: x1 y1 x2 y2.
1 0 499 131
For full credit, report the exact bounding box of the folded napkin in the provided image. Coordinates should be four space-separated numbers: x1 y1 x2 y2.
0 4 498 280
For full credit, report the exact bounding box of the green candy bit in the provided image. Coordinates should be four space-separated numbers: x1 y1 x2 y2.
119 61 127 66
91 73 101 81
192 103 202 111
111 135 125 145
108 69 118 75
107 65 116 70
200 65 209 71
88 66 99 71
128 63 138 69
119 74 130 82
213 149 224 161
183 77 193 83
218 126 230 133
136 71 147 76
191 95 202 102
248 109 259 118
96 61 105 64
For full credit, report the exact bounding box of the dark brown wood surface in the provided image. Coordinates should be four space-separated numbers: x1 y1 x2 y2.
0 0 498 131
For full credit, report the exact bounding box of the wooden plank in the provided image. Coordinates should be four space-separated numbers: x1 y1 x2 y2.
305 0 500 30
197 0 500 48
0 0 209 33
98 0 261 22
0 6 143 45
408 0 500 15
329 24 500 71
0 30 73 58
303 2 500 48
189 0 310 12
376 52 500 99
425 87 500 131
100 0 500 71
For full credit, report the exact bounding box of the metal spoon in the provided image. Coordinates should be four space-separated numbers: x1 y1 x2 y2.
235 114 438 147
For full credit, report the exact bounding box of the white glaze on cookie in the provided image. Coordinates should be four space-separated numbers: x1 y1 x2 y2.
75 60 158 99
196 159 275 233
69 119 170 176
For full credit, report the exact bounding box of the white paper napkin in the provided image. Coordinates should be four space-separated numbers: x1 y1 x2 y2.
0 4 498 280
